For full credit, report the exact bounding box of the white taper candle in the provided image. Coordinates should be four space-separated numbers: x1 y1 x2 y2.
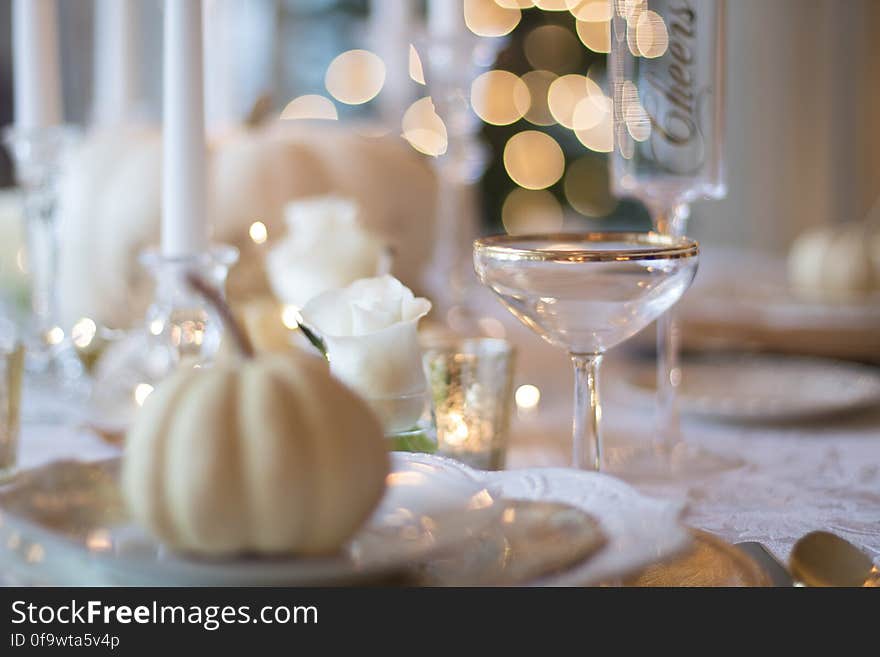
92 0 140 126
12 0 62 129
162 0 208 257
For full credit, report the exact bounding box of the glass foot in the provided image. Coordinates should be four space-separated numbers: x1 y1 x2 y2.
604 439 744 482
16 325 89 424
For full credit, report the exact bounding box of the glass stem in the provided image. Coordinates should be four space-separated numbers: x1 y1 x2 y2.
652 203 689 448
571 353 603 471
427 169 478 327
23 176 59 341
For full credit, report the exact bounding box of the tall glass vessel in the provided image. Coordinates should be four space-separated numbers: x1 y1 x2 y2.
610 0 736 475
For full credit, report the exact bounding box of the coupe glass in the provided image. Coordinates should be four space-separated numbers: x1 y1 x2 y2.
474 233 699 471
610 0 736 475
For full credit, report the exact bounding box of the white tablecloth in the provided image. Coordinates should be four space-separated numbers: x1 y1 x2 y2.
17 349 879 574
12 301 880 577
507 372 880 568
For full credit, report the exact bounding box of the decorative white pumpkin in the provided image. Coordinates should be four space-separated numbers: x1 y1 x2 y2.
788 224 880 300
122 321 389 555
57 120 437 330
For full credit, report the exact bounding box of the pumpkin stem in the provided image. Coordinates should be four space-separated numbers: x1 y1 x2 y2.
186 273 255 359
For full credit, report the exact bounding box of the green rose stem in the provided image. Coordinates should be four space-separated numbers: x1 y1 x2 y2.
185 272 255 359
296 321 328 360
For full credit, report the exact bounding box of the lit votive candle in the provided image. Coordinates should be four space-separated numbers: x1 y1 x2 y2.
423 338 515 470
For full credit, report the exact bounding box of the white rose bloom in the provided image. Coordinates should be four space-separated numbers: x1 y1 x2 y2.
266 196 388 308
300 275 432 432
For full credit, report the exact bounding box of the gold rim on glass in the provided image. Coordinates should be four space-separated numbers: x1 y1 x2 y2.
473 232 699 263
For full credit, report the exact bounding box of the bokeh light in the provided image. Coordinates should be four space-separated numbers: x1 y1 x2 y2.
281 306 300 330
524 25 582 74
249 221 268 244
503 131 565 190
464 0 521 37
502 188 564 234
636 10 669 58
495 0 535 7
574 105 613 153
619 80 650 141
46 327 64 345
534 0 570 10
563 156 618 217
567 0 613 21
471 70 531 126
325 49 386 105
547 74 590 129
402 97 448 157
409 44 426 85
280 94 338 120
71 317 97 349
576 19 610 53
626 108 651 143
515 384 541 409
621 0 648 21
522 70 558 126
572 89 611 132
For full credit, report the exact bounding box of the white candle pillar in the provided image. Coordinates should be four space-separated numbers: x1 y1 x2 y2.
162 0 208 257
12 0 63 129
92 0 140 126
428 0 466 38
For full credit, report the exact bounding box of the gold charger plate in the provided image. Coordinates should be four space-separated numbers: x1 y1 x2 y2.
624 530 771 587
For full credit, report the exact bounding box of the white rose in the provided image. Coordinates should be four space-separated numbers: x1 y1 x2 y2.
266 196 389 308
300 275 432 432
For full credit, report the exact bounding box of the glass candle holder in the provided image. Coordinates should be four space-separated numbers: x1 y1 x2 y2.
88 245 238 433
423 338 515 470
3 125 85 403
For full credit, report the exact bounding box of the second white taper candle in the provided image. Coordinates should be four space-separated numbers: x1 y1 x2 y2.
12 0 62 129
162 0 208 257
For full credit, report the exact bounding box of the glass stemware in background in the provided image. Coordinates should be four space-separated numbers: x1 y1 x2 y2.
420 25 504 334
474 233 699 471
609 0 732 473
3 126 87 418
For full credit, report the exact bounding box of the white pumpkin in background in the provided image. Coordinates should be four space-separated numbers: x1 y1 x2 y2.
122 348 389 556
787 224 880 301
57 119 437 330
56 126 162 330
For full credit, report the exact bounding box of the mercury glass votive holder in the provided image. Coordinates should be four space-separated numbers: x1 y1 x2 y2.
0 330 24 481
422 338 515 470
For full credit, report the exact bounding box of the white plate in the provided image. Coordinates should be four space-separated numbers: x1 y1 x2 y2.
621 354 880 423
0 453 689 586
414 455 690 586
0 454 502 586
